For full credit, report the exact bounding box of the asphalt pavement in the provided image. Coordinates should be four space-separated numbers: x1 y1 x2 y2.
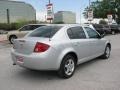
0 34 7 42
0 35 120 90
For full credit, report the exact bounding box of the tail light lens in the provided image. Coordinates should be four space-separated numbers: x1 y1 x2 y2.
34 42 50 53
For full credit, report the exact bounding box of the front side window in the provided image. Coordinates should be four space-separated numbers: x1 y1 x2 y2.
85 27 100 38
67 26 86 39
28 26 62 38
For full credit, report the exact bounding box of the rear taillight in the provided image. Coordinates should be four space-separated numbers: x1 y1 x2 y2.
34 42 50 53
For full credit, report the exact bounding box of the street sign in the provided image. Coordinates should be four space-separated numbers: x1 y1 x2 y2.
46 3 53 20
107 14 113 24
88 9 93 21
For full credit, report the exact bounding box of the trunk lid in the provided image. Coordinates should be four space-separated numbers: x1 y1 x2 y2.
13 37 50 55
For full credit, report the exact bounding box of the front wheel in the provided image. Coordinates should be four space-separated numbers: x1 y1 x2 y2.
101 45 111 59
58 55 76 79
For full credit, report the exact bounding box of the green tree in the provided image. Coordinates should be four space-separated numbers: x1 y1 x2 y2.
83 0 120 24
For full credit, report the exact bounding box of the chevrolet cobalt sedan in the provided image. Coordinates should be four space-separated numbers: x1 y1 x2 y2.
11 25 111 78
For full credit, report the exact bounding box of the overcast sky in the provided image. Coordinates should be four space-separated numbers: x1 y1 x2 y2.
12 0 94 23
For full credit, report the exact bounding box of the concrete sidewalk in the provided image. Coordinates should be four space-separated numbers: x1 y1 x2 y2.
0 34 7 42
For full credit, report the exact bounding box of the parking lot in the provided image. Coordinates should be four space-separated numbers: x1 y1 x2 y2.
0 34 120 90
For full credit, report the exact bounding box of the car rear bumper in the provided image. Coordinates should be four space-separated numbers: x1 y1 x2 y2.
11 49 60 70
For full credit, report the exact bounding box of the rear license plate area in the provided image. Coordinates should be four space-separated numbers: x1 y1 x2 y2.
16 56 24 64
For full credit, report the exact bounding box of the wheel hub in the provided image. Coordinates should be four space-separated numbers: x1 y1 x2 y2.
106 47 110 58
64 59 75 76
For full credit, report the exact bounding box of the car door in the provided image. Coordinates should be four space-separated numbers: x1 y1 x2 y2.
84 27 104 57
67 26 91 61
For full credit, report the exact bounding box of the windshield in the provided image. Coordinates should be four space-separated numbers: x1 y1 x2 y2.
28 26 62 38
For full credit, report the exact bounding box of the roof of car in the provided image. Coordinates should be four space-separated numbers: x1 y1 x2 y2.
25 24 90 28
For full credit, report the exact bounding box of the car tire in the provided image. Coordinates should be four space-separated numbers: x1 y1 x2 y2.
111 31 115 35
101 45 111 59
58 54 76 79
9 35 17 44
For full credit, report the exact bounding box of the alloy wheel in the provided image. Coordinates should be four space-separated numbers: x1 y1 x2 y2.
64 59 75 76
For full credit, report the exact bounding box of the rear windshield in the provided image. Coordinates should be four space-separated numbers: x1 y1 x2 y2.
28 26 62 38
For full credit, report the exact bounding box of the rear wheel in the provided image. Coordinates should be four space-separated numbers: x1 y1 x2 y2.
101 45 111 59
58 55 76 79
9 35 17 44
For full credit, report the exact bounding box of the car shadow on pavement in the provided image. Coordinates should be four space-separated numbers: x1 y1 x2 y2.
14 68 60 81
12 58 103 81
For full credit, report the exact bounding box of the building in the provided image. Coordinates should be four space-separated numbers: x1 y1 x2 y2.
53 11 76 24
0 0 36 23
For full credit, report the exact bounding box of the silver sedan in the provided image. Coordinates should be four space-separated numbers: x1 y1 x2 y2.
11 24 111 78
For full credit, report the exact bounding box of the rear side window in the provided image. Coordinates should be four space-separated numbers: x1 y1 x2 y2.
19 25 46 31
67 26 86 39
85 27 100 38
19 26 29 31
30 25 45 30
28 26 62 38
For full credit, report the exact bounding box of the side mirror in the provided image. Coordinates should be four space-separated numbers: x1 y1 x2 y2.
97 34 105 39
100 33 105 38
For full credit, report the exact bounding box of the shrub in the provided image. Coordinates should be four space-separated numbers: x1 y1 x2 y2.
0 23 11 30
0 20 37 31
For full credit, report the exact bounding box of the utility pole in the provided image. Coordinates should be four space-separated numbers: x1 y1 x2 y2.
110 0 118 23
6 9 10 24
114 0 118 23
48 0 52 23
49 0 50 4
88 0 92 24
89 0 91 9
80 10 81 24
